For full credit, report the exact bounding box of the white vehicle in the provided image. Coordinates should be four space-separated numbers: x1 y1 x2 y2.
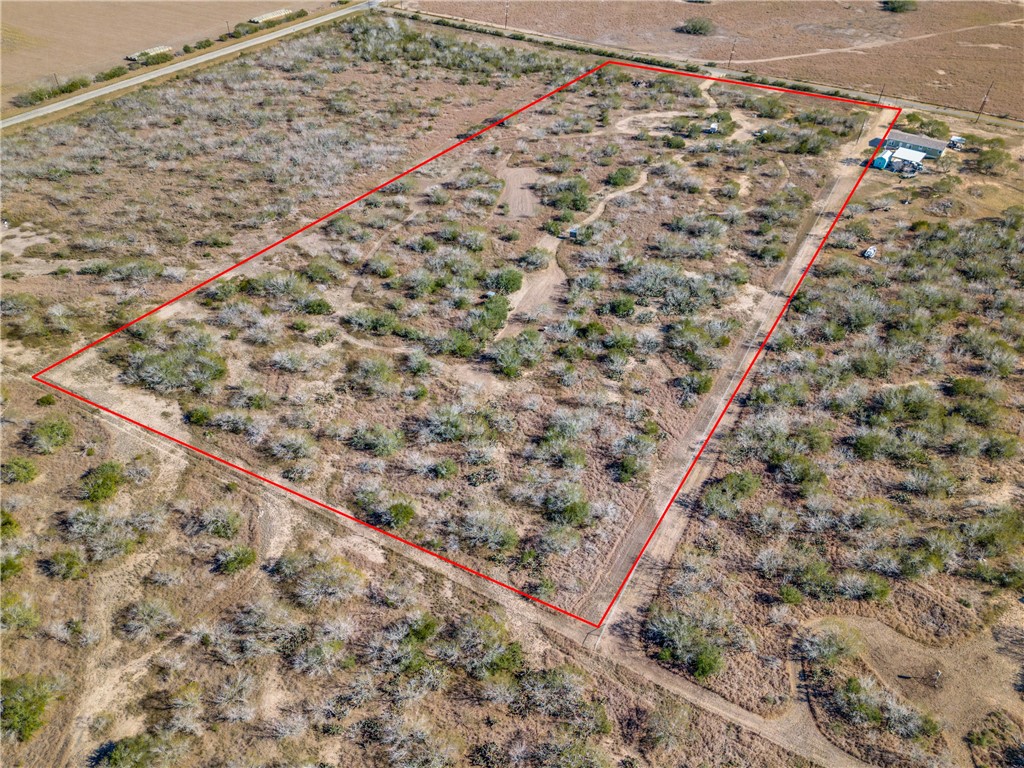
862 246 878 259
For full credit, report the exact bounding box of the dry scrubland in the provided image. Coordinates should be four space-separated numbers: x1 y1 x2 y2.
0 387 805 768
639 112 1024 765
1 11 1022 768
411 1 1024 119
1 16 826 768
0 0 312 106
7 17 869 617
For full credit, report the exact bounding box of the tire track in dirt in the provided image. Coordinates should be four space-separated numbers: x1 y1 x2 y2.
495 169 647 341
796 606 1024 768
731 17 1024 65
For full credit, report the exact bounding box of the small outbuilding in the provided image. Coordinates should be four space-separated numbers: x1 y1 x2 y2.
883 130 946 159
872 150 894 169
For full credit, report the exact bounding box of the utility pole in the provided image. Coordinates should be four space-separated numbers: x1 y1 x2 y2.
877 84 886 104
52 73 60 88
856 114 867 145
974 82 993 123
726 39 736 70
504 0 510 29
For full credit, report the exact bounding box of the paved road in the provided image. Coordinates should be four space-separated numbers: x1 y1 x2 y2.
0 0 376 132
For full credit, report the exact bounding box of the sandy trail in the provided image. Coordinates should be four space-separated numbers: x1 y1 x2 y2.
495 169 647 341
698 78 766 143
727 110 765 143
613 110 694 137
800 607 1024 766
495 230 561 340
496 161 541 219
580 170 649 227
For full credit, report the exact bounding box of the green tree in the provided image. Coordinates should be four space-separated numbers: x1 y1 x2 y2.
216 545 257 574
26 417 73 454
1 554 24 581
676 18 714 35
81 462 126 503
102 732 165 767
1 675 55 742
1 594 40 632
607 167 637 187
386 502 415 528
1 457 38 484
486 268 523 295
976 148 1013 174
691 644 724 679
1 510 19 537
882 0 917 11
48 550 86 580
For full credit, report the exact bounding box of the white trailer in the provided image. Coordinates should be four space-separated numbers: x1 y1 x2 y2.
126 46 173 62
249 9 292 24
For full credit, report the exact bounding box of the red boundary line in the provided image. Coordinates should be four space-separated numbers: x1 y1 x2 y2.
32 60 901 629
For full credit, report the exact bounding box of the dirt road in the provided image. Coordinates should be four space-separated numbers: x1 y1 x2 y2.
496 162 541 219
583 104 896 625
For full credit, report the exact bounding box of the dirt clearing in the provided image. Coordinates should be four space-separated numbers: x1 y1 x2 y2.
496 161 541 218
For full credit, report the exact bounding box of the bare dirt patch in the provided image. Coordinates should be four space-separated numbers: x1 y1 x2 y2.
813 607 1024 746
1 221 55 259
496 161 541 219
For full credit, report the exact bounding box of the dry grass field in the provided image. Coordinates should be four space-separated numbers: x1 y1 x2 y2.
410 1 1024 119
0 0 320 104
